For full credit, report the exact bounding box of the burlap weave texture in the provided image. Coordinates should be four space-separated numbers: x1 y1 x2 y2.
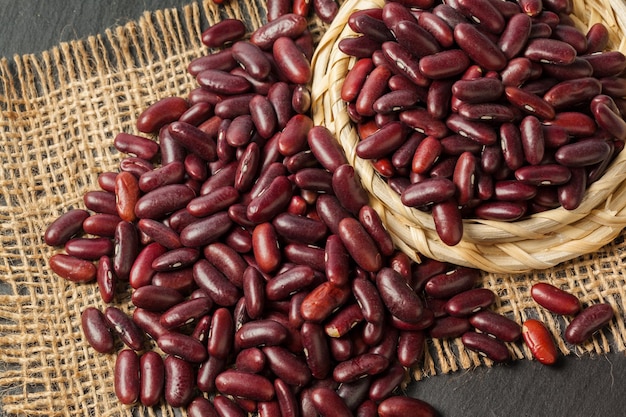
0 1 625 416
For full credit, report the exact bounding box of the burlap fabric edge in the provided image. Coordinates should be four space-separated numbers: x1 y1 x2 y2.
0 1 625 416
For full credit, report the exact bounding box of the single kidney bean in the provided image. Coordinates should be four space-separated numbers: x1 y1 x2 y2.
581 50 626 78
392 19 440 59
332 164 369 215
129 242 167 289
179 212 232 248
530 282 580 316
401 178 456 207
213 395 247 417
96 256 116 303
338 217 382 273
274 378 300 417
445 288 496 317
105 306 145 351
187 186 239 218
246 175 293 224
307 126 349 173
138 161 186 193
461 331 510 362
378 396 437 417
311 387 353 417
419 49 470 79
139 351 165 407
187 396 219 417
522 319 558 365
215 370 275 402
167 121 217 162
273 212 327 244
160 297 212 329
232 41 272 81
151 247 200 272
431 199 463 246
136 96 189 134
115 349 140 404
300 281 351 323
564 303 615 345
82 213 121 238
49 253 97 283
446 114 498 145
300 321 331 379
375 267 424 324
381 42 430 88
266 265 317 301
137 218 181 249
524 38 577 65
164 355 196 407
203 242 247 288
453 23 506 71
324 234 350 287
83 190 117 215
64 237 114 261
157 331 207 363
396 330 425 368
45 209 89 247
192 259 240 307
235 319 289 349
135 184 196 220
504 86 555 120
235 347 266 373
417 11 454 48
325 303 364 338
451 78 503 104
201 18 246 48
114 132 159 160
131 285 185 312
493 180 537 201
358 205 394 257
425 266 480 299
132 308 169 341
469 310 521 342
249 13 309 50
81 307 115 354
474 200 527 221
283 243 326 272
368 362 406 402
294 167 334 194
197 355 226 393
429 316 471 339
273 36 311 85
243 266 266 319
263 345 312 387
558 167 587 210
543 77 602 110
207 307 235 359
498 12 532 59
120 156 153 177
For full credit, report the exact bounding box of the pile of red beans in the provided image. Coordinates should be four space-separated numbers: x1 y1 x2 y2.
43 1 616 416
340 0 626 245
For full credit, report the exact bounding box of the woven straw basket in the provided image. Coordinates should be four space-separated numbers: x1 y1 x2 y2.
311 0 626 274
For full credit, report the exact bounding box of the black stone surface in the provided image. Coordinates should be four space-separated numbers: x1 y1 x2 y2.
1 1 625 416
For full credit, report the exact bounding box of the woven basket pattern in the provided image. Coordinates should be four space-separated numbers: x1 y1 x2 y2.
311 0 626 273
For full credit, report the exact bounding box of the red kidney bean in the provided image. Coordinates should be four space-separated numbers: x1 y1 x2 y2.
83 190 117 215
446 113 498 145
493 180 537 201
135 184 195 220
188 51 237 78
321 235 349 287
64 237 114 261
461 331 510 362
504 86 555 120
300 321 331 380
307 126 349 174
592 99 626 141
522 319 558 366
308 387 353 417
131 285 185 312
98 171 118 192
475 200 527 221
246 175 293 223
241 267 265 320
358 205 394 256
151 247 199 272
45 209 90 247
558 167 587 210
526 38 578 66
401 178 456 208
136 97 189 134
81 307 114 354
120 156 153 177
201 19 246 48
164 355 195 408
469 310 521 342
396 330 425 368
192 259 240 306
515 164 571 186
235 347 266 373
197 355 226 393
266 265 317 301
294 167 334 194
445 288 496 317
128 242 167 289
179 212 232 248
274 378 300 417
273 212 328 244
418 11 454 48
283 243 326 272
167 121 217 162
376 267 424 323
248 95 278 140
251 222 281 274
356 121 407 160
263 345 311 387
498 12 532 59
213 395 246 417
419 49 471 79
115 349 140 405
250 13 309 50
333 164 369 215
132 308 169 341
545 111 597 138
114 132 159 160
232 41 272 81
582 51 626 78
137 218 181 250
105 306 145 351
187 396 219 417
325 303 364 338
429 316 471 339
564 303 614 345
381 42 430 88
341 58 375 103
139 351 165 407
215 370 275 402
451 78 504 104
425 266 479 299
48 253 97 283
530 282 580 316
159 297 212 330
273 36 311 85
187 186 239 218
300 281 351 323
356 64 392 117
338 217 382 273
235 319 289 349
585 22 609 53
204 243 247 288
519 115 544 165
81 213 121 238
453 151 476 205
544 77 602 110
431 198 464 246
454 23 506 71
138 161 186 193
96 256 116 303
378 396 437 417
392 19 440 59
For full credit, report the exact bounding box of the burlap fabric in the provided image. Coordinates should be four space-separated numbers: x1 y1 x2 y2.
0 1 625 416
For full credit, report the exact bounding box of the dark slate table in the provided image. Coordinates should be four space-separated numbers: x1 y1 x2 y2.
1 1 625 416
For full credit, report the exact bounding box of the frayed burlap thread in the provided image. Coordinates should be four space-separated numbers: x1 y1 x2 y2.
2 0 626 416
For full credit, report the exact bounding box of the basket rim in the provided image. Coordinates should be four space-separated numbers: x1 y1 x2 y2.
311 0 626 273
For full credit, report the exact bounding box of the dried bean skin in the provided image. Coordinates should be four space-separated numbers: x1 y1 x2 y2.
564 303 614 345
215 370 275 401
115 349 140 405
469 310 521 342
530 283 580 316
140 351 165 407
522 319 558 365
376 267 424 323
164 355 196 408
461 331 510 362
45 209 89 247
378 396 438 417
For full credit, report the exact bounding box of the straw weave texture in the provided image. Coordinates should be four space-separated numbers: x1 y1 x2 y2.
0 0 625 416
